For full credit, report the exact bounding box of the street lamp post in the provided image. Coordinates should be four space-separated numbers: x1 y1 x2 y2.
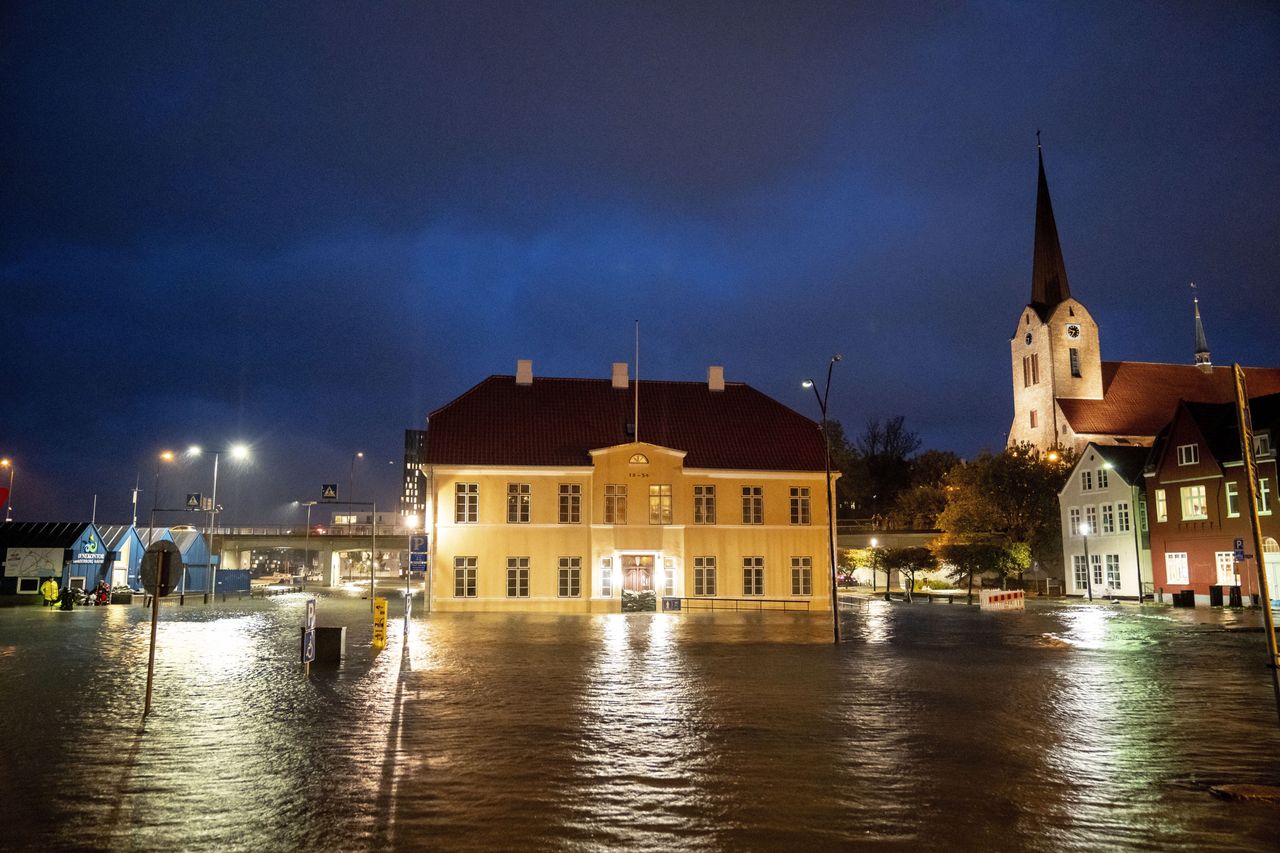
188 444 249 599
1081 522 1094 602
803 354 843 645
298 501 318 591
0 458 14 522
870 537 879 593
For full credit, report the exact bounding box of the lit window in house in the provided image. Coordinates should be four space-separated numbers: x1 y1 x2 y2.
1180 485 1207 520
1068 507 1081 537
454 556 477 597
1261 478 1272 515
1097 467 1109 489
694 485 716 525
1069 348 1081 378
1165 552 1189 585
791 557 812 596
1100 503 1115 534
663 558 676 596
1155 490 1167 523
1105 554 1121 588
558 557 581 597
694 557 717 596
605 484 627 524
558 484 581 524
649 485 672 525
1226 482 1239 517
1176 444 1199 466
1084 505 1098 534
1081 471 1093 491
1072 555 1088 590
742 487 763 524
1215 552 1238 587
743 557 764 595
506 557 529 597
455 483 478 524
790 487 811 525
507 483 531 524
599 557 613 597
1116 502 1131 533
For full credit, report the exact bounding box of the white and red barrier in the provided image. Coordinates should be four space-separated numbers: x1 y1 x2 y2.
979 589 1025 611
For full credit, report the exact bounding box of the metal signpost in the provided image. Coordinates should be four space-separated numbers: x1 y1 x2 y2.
141 540 185 720
301 598 316 674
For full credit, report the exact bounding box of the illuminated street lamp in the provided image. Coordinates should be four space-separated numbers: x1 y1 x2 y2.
803 354 843 644
0 458 14 522
188 444 250 596
1080 521 1094 602
350 450 365 501
870 536 879 594
148 450 176 535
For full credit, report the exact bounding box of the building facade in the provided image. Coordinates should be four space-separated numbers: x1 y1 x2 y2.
1059 444 1151 599
423 362 834 613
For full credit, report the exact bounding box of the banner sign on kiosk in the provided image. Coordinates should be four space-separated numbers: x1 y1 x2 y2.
372 597 388 649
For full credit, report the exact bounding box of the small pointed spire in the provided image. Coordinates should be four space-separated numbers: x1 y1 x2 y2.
1191 282 1212 369
1030 139 1071 314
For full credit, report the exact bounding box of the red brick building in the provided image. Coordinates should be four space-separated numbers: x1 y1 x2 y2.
1144 393 1280 606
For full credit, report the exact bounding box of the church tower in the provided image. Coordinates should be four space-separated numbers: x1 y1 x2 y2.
1192 285 1212 372
1008 144 1103 450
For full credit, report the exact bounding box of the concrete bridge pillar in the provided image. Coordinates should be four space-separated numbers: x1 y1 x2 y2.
321 550 339 587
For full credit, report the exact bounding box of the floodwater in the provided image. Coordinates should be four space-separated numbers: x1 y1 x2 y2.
1 594 1278 851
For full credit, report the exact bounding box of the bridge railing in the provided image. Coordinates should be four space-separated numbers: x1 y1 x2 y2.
211 526 418 537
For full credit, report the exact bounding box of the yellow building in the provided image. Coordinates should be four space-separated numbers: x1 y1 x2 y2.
423 360 835 613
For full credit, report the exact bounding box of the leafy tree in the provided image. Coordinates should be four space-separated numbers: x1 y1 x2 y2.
937 442 1075 577
877 546 937 602
845 416 922 520
935 540 1009 604
838 547 873 586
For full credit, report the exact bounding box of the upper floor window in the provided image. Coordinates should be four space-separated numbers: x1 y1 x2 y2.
742 487 764 525
1069 348 1081 378
1022 354 1040 387
1029 409 1038 429
1139 497 1149 532
1255 431 1273 457
1176 444 1199 466
605 484 627 524
1155 489 1168 523
1116 501 1131 533
1097 467 1109 489
649 484 672 525
1261 478 1273 515
1081 471 1093 491
455 483 478 524
507 483 531 524
1084 505 1098 535
1180 485 1208 520
790 487 811 525
693 485 716 525
629 453 649 464
558 484 581 524
1100 503 1115 534
1068 506 1081 537
1226 481 1240 518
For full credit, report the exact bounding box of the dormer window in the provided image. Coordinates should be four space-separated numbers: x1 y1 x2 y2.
1254 431 1273 458
1176 444 1199 466
629 453 649 464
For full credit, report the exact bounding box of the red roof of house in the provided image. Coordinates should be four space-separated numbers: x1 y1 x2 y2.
1058 362 1280 437
425 376 827 471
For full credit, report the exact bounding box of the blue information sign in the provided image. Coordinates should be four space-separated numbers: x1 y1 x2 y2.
409 535 429 571
1234 537 1246 563
302 598 317 663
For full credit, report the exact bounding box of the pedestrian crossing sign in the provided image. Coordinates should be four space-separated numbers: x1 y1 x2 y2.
322 484 338 500
186 493 201 509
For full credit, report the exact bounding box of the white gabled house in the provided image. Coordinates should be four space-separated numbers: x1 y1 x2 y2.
1059 444 1152 599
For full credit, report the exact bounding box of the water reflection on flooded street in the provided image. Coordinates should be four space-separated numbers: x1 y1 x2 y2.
1 595 1278 850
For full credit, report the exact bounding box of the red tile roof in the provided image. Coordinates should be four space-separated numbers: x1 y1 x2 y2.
1058 362 1280 437
425 376 827 471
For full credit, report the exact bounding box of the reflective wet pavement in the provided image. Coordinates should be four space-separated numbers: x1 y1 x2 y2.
1 595 1278 851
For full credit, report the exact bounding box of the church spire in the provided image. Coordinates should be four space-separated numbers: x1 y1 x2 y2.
1191 282 1212 370
1030 136 1072 315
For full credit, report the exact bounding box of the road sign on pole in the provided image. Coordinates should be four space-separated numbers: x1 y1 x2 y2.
186 493 201 510
409 535 428 571
1235 537 1247 563
321 484 338 500
301 598 317 665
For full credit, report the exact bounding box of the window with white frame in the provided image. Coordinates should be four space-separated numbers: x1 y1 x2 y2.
693 485 716 524
1215 552 1238 587
742 487 763 524
605 484 627 524
1180 485 1208 520
454 556 477 597
599 557 613 597
663 558 676 596
1068 507 1081 536
558 557 581 597
694 557 716 596
506 557 529 597
743 557 764 595
789 487 811 525
1105 554 1120 588
507 483 531 524
1155 490 1167 523
791 556 812 595
1072 555 1088 590
16 577 38 594
1139 498 1148 531
1081 470 1093 491
1226 481 1240 518
1084 505 1098 534
1261 478 1272 514
1116 501 1131 533
649 484 672 525
1090 553 1103 586
1255 430 1273 457
1165 552 1189 584
1097 467 1109 490
558 484 581 524
455 483 478 524
1100 503 1115 534
1177 444 1199 466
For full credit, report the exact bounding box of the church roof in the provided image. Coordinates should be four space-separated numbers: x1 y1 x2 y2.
1058 362 1280 438
425 375 827 471
1029 147 1072 319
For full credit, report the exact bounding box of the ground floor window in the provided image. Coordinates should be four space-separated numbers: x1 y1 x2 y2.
1073 555 1088 589
1105 554 1121 588
506 557 529 597
743 557 764 596
599 557 613 597
1165 552 1189 585
1091 554 1103 587
694 557 716 596
16 577 39 594
454 557 477 597
663 558 676 596
1215 552 1238 586
558 557 581 597
791 556 812 595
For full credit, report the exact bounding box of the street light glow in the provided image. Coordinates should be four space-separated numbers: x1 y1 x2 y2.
1080 523 1092 536
231 444 250 460
188 445 202 456
802 379 814 389
160 450 175 461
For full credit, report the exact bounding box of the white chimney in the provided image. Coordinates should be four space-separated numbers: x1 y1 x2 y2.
516 359 533 385
612 362 629 389
708 365 725 392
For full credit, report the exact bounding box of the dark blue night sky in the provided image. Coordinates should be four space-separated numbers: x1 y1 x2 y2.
4 2 1279 523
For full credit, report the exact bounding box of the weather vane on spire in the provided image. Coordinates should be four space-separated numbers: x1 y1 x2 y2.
1036 129 1041 150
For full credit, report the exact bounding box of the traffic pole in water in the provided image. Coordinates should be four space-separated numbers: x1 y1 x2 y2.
142 551 165 720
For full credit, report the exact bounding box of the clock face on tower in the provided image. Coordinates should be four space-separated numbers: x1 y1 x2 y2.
1024 332 1033 345
1065 324 1081 339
